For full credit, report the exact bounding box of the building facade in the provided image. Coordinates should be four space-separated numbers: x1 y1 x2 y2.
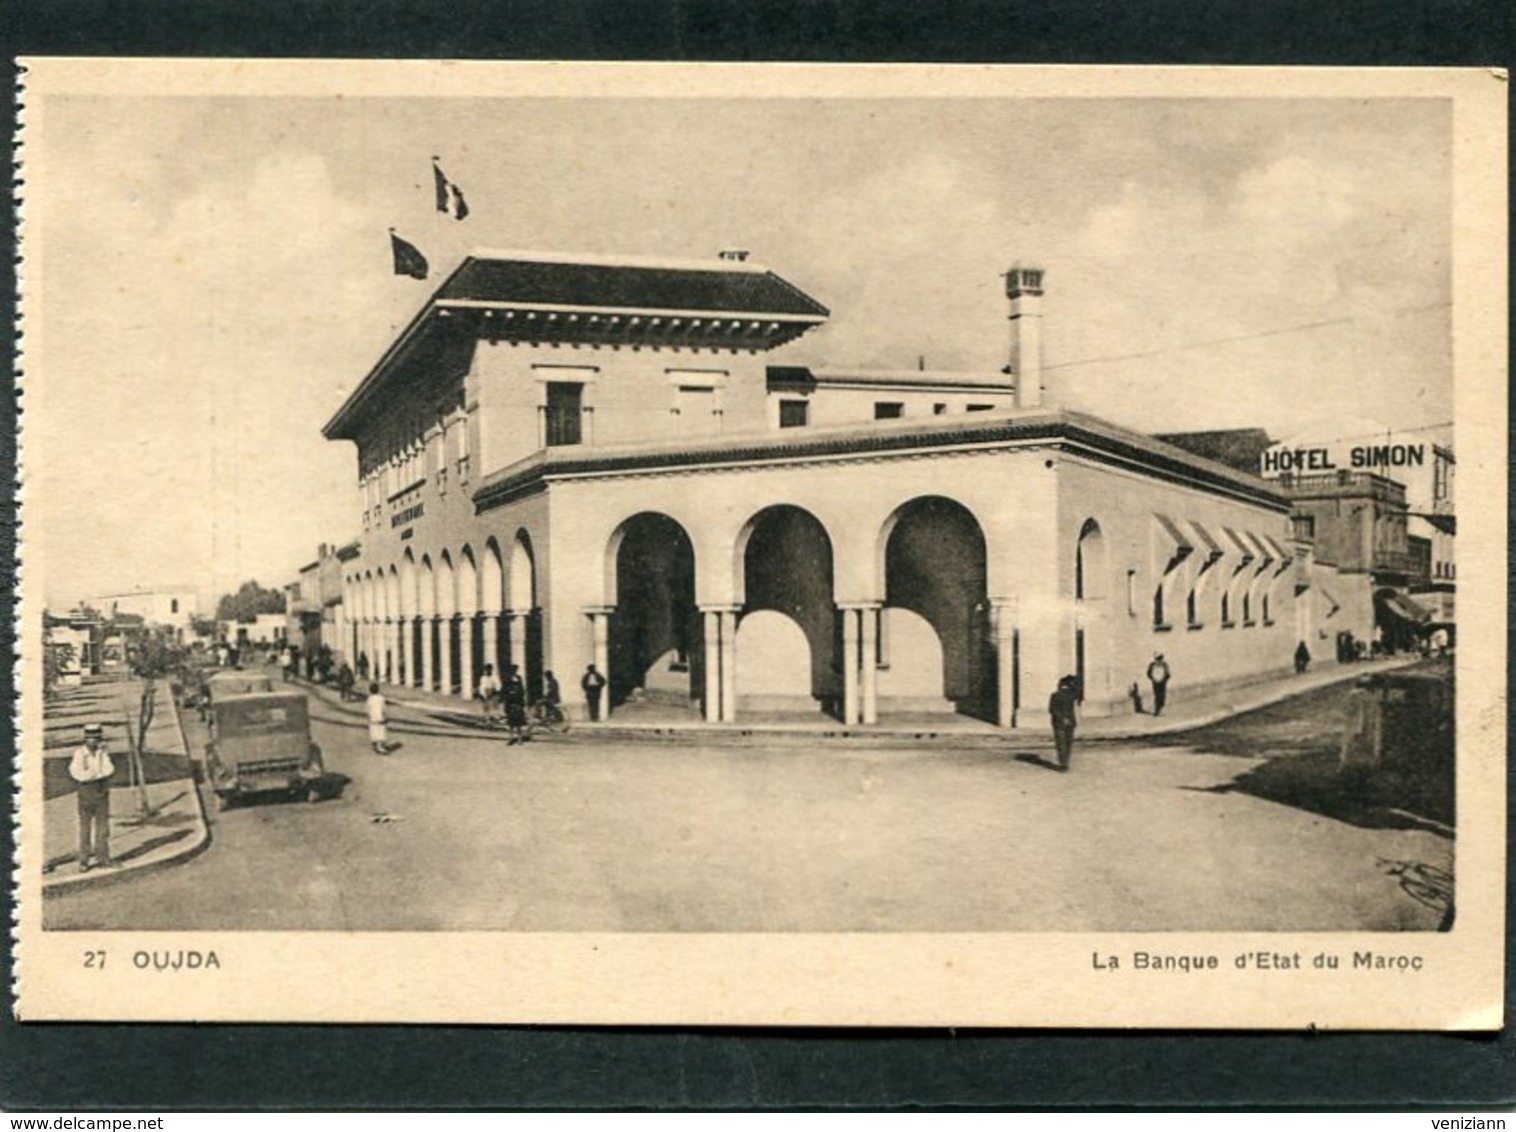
84 586 198 639
1260 422 1455 632
325 251 1302 725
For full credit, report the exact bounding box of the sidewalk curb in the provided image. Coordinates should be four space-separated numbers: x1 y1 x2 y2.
289 659 1418 749
44 682 213 897
1081 657 1422 743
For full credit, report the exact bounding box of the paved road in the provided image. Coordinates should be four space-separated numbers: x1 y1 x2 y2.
44 685 1452 932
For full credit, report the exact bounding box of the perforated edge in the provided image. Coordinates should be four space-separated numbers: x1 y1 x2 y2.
9 55 27 1020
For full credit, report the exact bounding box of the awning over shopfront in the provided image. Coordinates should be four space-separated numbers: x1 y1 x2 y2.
1240 530 1273 569
1379 590 1434 624
1153 513 1194 574
1319 587 1342 618
1259 533 1292 572
1189 521 1225 567
1222 526 1255 565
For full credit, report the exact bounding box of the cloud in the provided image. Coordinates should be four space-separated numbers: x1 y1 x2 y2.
34 141 389 604
795 152 1013 368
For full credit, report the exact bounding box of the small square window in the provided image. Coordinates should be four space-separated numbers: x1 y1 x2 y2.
779 400 809 428
874 402 904 420
933 403 948 415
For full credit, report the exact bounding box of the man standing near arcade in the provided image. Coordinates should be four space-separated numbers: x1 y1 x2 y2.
1146 653 1173 717
581 663 607 722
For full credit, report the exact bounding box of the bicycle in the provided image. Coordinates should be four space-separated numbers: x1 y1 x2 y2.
1377 857 1455 929
526 698 570 736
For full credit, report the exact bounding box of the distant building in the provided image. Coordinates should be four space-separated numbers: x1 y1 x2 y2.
1260 421 1454 594
84 586 198 640
1166 421 1455 651
1154 428 1276 476
323 250 1306 726
221 613 286 649
285 542 352 657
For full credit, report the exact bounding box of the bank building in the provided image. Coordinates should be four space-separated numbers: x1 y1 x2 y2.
322 249 1307 727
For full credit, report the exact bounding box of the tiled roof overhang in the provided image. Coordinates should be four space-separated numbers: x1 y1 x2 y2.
324 252 829 442
472 410 1292 515
439 256 828 318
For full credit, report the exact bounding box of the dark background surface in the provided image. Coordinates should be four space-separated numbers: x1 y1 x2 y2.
3 0 1513 1110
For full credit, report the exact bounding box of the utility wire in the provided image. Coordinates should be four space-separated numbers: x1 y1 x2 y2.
1045 301 1451 374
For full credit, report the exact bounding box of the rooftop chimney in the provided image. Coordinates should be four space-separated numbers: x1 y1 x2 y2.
1005 262 1045 408
718 247 750 262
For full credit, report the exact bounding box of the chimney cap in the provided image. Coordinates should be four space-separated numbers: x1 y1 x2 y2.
1005 263 1045 298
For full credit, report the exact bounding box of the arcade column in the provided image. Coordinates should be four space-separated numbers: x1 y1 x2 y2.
458 615 476 701
437 615 453 696
419 614 434 692
482 613 501 681
584 607 612 720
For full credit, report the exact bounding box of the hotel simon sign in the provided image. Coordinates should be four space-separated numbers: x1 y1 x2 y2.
1259 440 1429 476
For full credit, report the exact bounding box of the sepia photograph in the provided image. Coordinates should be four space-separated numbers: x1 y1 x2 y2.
13 60 1505 1027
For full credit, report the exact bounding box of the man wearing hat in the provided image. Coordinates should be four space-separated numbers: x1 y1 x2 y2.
1146 652 1173 717
68 723 117 871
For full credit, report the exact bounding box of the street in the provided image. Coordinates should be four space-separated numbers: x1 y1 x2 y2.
43 674 1452 933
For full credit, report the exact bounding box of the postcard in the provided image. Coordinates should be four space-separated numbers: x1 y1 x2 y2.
13 60 1506 1027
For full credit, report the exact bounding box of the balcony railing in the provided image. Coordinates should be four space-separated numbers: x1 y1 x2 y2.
1372 549 1421 576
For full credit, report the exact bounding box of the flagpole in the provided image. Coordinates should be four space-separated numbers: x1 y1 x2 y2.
431 155 446 276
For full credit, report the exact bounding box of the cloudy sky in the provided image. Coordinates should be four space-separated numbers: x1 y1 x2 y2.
27 70 1453 610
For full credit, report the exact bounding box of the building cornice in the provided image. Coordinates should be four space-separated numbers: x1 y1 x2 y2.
472 411 1291 515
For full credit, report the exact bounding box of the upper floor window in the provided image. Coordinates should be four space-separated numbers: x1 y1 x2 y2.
779 400 809 429
967 403 995 413
546 383 584 447
874 402 904 420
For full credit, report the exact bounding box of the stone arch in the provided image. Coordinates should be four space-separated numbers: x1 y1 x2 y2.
457 546 480 695
735 504 837 711
435 551 456 617
457 545 479 616
435 551 457 694
418 555 436 618
385 564 402 683
508 531 536 612
606 512 699 709
1074 518 1111 707
481 539 505 615
880 495 991 720
1075 518 1108 602
400 550 417 619
479 538 508 686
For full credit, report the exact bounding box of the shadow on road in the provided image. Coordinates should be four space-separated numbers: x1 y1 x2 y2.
1162 662 1454 835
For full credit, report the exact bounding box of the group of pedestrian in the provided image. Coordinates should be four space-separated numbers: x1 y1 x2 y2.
1046 653 1174 773
476 664 571 745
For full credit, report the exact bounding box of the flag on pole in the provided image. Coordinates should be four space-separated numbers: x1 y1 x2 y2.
389 229 429 280
432 156 469 221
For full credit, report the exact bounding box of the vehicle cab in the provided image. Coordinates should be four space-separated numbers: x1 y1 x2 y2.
205 690 332 809
201 669 276 725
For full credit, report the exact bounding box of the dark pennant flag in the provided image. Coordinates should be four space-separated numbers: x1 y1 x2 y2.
389 230 429 280
433 157 469 220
